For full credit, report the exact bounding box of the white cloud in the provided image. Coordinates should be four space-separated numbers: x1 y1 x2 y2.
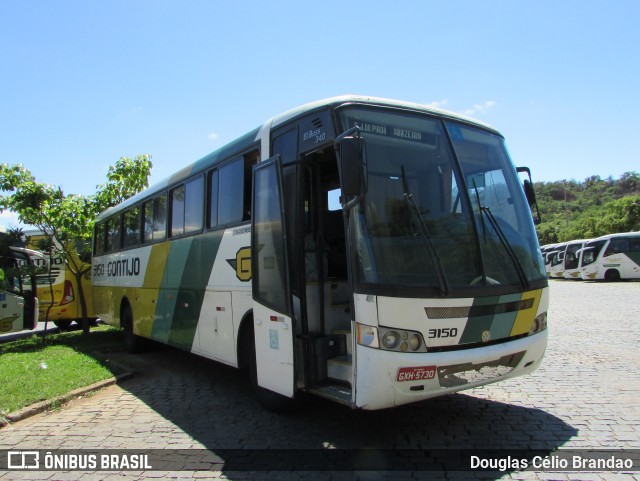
428 99 449 109
461 100 496 117
208 132 219 141
0 210 25 230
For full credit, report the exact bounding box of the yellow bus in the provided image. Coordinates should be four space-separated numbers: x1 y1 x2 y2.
26 230 96 329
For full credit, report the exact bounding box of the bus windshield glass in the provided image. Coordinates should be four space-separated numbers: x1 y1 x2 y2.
565 243 582 269
581 240 606 266
338 106 546 293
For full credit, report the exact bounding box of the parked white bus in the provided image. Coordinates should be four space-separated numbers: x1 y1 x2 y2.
581 232 640 281
549 242 568 279
0 246 40 335
92 96 549 410
563 239 591 280
541 244 559 277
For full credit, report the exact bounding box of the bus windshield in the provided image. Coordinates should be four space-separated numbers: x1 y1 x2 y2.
582 240 606 266
565 243 582 269
338 107 546 293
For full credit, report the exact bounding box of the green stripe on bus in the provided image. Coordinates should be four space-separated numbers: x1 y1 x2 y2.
459 295 500 344
163 231 224 349
488 293 522 340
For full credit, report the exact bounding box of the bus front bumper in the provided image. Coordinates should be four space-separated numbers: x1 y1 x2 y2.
353 330 547 410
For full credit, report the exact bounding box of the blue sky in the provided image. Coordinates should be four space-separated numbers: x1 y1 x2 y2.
1 0 639 227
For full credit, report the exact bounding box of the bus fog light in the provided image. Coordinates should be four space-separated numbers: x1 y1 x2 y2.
408 334 421 351
382 331 400 349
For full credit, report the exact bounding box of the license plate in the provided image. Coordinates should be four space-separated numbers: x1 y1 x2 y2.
397 365 437 382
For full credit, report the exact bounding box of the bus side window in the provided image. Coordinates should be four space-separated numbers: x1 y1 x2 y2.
143 195 168 243
106 215 121 252
243 150 259 220
218 159 244 225
208 170 219 228
605 238 629 256
94 223 106 255
215 150 258 226
272 129 297 164
171 176 204 237
123 206 140 248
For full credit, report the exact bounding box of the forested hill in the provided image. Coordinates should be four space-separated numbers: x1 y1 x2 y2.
534 171 640 245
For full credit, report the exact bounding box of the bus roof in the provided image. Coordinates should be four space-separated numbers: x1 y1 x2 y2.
96 95 501 222
586 232 640 243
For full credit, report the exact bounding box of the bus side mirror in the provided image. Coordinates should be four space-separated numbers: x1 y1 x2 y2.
517 166 542 225
336 135 367 198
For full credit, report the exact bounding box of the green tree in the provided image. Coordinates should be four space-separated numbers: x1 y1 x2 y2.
0 154 152 335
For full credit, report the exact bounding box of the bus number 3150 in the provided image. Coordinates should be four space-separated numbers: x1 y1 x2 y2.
428 328 458 339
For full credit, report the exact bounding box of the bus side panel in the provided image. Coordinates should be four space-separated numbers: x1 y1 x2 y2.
92 245 156 327
623 251 640 278
191 227 252 366
152 231 223 350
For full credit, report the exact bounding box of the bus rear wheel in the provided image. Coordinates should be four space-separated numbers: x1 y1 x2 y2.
53 320 73 330
121 305 143 353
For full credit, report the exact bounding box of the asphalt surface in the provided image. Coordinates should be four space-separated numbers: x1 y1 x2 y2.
0 280 639 480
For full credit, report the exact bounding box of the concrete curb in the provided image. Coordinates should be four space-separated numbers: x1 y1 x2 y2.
3 372 134 425
0 351 134 428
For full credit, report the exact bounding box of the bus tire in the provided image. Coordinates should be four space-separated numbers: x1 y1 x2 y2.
604 269 621 281
121 305 143 353
53 320 73 330
247 323 297 413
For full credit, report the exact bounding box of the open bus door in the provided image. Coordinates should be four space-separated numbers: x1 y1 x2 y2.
250 156 296 403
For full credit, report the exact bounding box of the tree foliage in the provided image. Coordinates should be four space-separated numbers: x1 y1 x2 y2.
0 154 152 334
535 171 640 245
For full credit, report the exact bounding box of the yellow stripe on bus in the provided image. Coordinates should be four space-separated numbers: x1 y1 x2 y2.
510 289 542 336
137 242 170 338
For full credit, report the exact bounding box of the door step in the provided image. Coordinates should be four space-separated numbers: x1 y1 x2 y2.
327 355 352 384
332 328 352 355
308 384 352 406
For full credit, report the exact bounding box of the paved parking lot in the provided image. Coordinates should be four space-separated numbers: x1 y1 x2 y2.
1 280 639 480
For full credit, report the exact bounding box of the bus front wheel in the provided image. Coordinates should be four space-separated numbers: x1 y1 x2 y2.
604 269 621 281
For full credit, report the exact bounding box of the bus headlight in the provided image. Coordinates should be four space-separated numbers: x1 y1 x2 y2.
382 331 400 349
357 324 426 352
408 334 421 351
529 312 548 335
378 327 427 352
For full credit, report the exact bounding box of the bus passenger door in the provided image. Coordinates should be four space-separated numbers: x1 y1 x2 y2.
251 156 296 398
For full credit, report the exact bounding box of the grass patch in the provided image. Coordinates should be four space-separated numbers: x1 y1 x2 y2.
0 325 124 416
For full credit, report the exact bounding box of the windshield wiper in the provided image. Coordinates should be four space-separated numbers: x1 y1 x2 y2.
480 205 530 290
401 166 449 296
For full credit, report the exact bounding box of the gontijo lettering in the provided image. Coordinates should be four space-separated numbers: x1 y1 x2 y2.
93 257 141 278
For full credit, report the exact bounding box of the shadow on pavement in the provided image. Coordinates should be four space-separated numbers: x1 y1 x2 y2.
110 345 578 478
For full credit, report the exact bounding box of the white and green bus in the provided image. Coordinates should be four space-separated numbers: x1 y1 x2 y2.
581 232 640 281
92 96 549 410
548 242 568 279
563 239 590 280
